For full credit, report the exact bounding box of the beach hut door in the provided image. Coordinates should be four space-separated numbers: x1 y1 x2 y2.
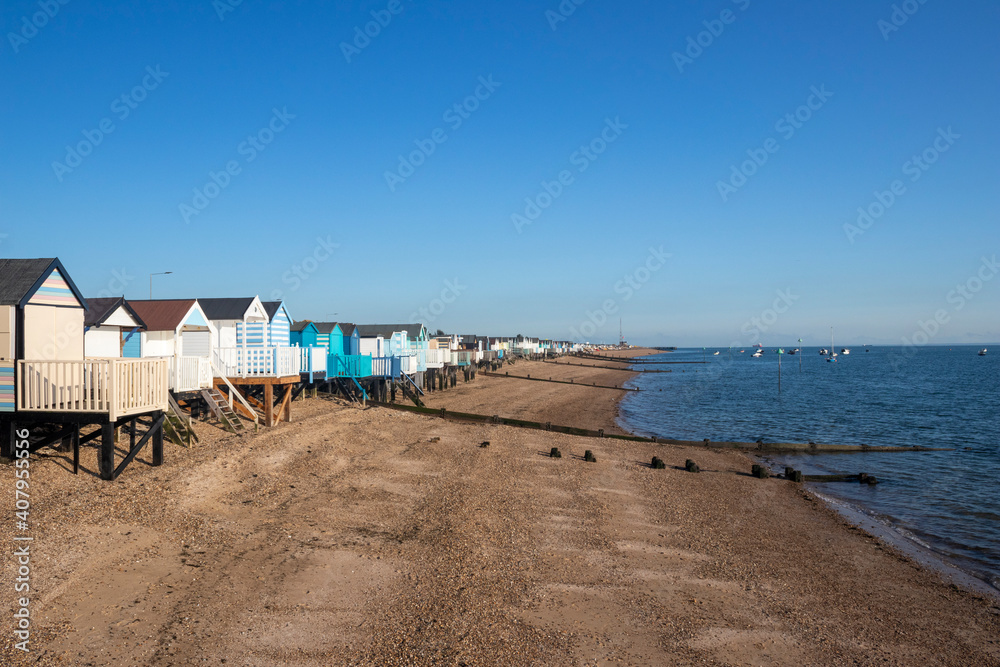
181 330 212 358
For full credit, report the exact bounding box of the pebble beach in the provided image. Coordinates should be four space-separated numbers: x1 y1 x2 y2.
3 349 1000 665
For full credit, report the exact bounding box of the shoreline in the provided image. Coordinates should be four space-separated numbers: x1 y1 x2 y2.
609 350 1000 603
2 350 999 665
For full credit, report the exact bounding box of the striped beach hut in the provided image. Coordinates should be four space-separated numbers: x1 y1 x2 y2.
310 322 344 356
262 301 291 348
198 297 270 349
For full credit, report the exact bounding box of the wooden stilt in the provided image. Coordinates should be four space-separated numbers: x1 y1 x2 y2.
0 419 13 459
72 425 80 474
152 411 163 466
99 423 115 481
264 383 274 427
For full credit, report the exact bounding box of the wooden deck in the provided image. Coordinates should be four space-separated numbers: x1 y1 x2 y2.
214 347 302 378
17 358 169 421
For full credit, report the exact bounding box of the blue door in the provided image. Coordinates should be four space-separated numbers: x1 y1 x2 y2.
121 329 142 358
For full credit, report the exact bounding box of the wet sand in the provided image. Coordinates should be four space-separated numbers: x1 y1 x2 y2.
2 350 999 665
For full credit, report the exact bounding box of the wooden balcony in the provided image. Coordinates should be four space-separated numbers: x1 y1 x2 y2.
298 346 327 381
214 347 302 379
168 356 213 392
17 358 168 421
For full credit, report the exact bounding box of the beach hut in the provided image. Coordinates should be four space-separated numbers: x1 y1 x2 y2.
83 296 146 358
261 301 292 348
290 320 320 348
287 319 327 384
339 323 360 356
129 299 217 392
426 336 449 368
199 297 302 380
198 296 270 349
0 259 168 479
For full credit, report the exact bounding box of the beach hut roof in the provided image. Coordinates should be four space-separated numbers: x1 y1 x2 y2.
198 297 260 321
357 324 420 339
290 320 316 333
0 257 87 308
307 322 340 335
129 299 200 332
84 296 146 329
338 323 357 336
261 300 287 321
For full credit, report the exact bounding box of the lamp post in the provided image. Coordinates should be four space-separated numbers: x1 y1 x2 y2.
149 272 173 299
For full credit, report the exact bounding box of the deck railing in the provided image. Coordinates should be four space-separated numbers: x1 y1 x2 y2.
330 354 373 378
214 347 302 378
451 350 475 366
373 356 393 378
409 346 428 372
425 348 448 368
169 356 213 392
298 346 327 376
398 354 418 375
17 358 168 421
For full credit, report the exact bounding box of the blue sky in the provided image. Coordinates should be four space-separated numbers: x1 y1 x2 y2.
2 0 998 346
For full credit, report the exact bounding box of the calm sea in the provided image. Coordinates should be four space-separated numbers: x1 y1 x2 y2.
618 345 1000 590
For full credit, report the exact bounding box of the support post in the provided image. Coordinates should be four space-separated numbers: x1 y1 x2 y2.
264 383 274 427
99 423 115 481
0 419 13 459
152 411 163 466
72 425 80 474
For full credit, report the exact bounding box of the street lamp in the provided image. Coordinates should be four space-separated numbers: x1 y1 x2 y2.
149 272 173 299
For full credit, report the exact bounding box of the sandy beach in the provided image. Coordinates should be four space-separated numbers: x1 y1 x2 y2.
3 350 1000 665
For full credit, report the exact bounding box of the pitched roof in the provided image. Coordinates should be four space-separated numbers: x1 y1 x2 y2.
129 299 198 332
0 258 87 308
357 324 422 339
261 301 285 320
311 322 342 335
338 323 357 336
198 297 257 321
290 320 316 333
84 297 146 329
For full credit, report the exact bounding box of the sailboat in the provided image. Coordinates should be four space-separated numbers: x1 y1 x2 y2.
827 327 838 363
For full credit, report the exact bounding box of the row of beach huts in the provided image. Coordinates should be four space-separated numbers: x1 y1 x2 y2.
0 258 584 479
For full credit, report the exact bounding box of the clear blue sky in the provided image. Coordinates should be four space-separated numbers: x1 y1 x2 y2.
2 0 998 346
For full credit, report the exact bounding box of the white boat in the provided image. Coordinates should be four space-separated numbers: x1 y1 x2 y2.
713 351 720 356
841 348 850 355
827 327 838 363
819 348 829 355
980 348 988 356
752 350 763 358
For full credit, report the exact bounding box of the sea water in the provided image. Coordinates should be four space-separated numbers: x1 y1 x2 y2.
617 346 1000 590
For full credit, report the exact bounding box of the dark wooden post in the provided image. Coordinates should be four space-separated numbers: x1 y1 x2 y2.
99 422 115 480
0 419 13 459
72 424 80 474
152 411 164 466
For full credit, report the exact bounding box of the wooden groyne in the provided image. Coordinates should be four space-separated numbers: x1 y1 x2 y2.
368 403 953 453
482 371 640 392
576 354 704 365
542 360 672 373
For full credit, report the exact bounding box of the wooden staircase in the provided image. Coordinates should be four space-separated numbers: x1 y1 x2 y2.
165 393 199 447
201 388 247 433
